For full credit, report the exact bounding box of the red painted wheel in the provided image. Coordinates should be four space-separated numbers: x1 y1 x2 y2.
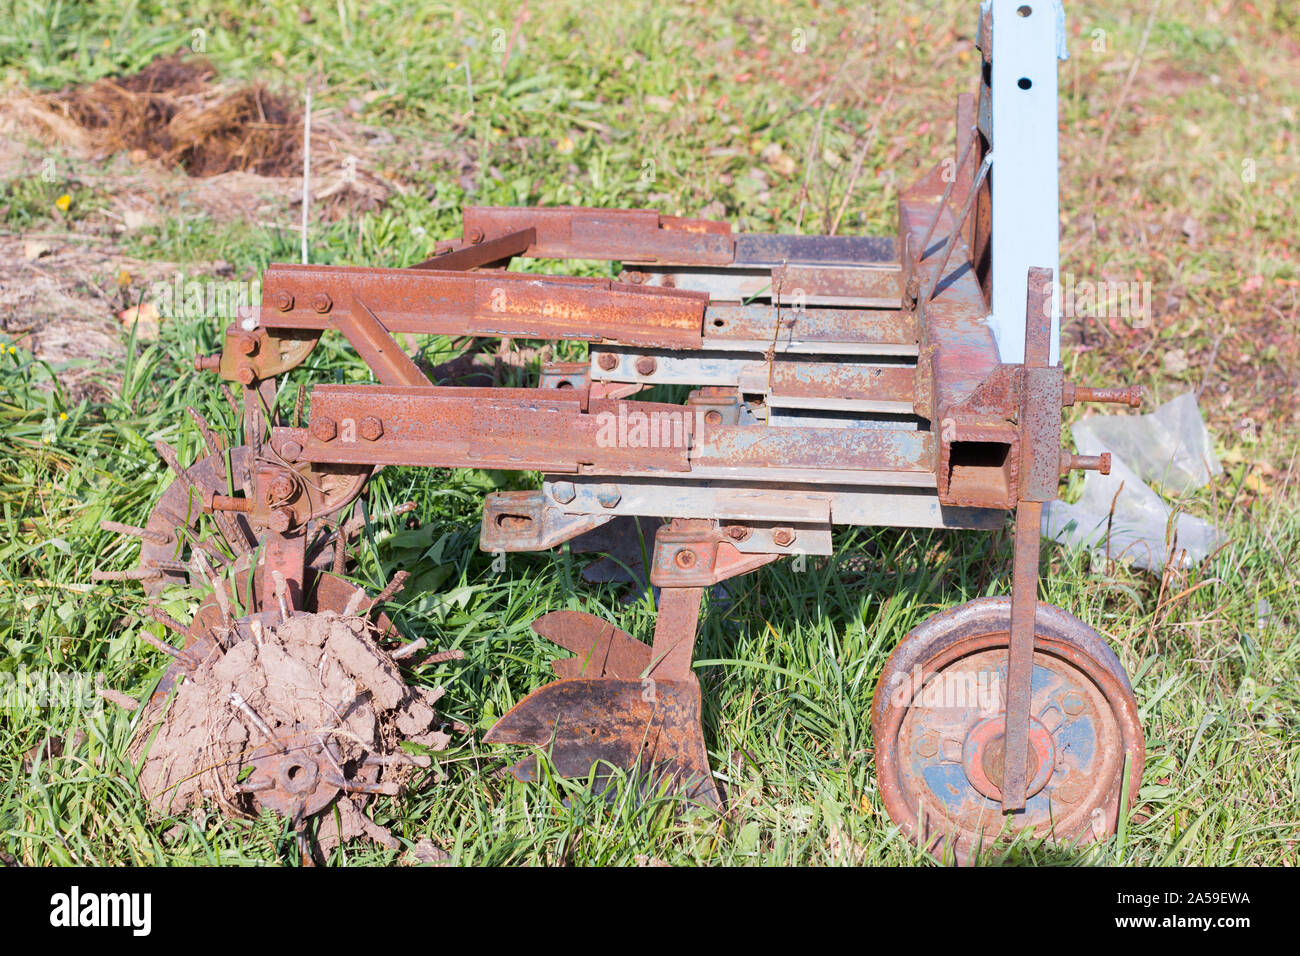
871 597 1143 864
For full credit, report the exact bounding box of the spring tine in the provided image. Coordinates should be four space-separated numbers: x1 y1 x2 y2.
146 605 189 636
140 630 190 665
221 384 240 417
143 558 191 574
389 638 427 661
342 501 417 541
271 569 292 621
294 383 306 428
324 775 401 797
154 440 189 482
232 777 274 794
363 752 431 768
368 570 410 611
228 692 275 739
91 567 162 582
332 532 347 576
100 520 173 546
186 406 225 459
423 650 465 666
193 550 233 628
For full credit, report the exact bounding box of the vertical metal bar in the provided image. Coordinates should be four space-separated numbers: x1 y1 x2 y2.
1000 498 1041 811
648 587 704 681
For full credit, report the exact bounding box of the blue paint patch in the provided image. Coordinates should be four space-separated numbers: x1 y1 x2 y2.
1054 715 1096 766
922 763 976 813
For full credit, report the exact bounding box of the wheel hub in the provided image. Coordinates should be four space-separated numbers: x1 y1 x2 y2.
961 715 1056 803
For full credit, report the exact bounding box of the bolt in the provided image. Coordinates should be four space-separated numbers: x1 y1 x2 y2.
634 356 658 376
280 440 302 462
359 416 384 441
772 528 796 547
236 364 256 386
674 548 698 569
916 733 939 758
208 493 253 514
310 416 337 442
234 332 258 355
704 409 723 426
595 484 621 508
550 481 576 505
626 271 646 284
267 472 297 502
193 353 221 372
725 525 751 541
275 290 295 312
312 292 333 314
268 508 294 534
1061 692 1085 717
467 226 485 244
596 353 618 371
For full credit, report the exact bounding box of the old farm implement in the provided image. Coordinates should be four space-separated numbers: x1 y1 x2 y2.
99 1 1143 862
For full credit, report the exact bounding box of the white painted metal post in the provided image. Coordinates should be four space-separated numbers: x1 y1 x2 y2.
987 0 1068 365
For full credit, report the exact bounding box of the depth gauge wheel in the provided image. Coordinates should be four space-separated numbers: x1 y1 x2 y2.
871 597 1143 864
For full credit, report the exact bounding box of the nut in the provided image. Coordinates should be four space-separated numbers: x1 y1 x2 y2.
550 481 577 505
704 409 723 426
267 472 297 502
467 226 484 244
312 292 333 314
634 356 658 376
310 416 337 442
234 332 258 355
275 290 295 312
359 416 384 441
268 508 294 534
596 353 618 371
772 528 796 547
235 364 256 386
280 440 303 462
725 525 751 541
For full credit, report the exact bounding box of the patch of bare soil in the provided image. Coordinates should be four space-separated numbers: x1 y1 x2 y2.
0 235 187 401
131 611 450 856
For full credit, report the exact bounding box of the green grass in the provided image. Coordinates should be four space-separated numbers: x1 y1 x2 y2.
1 0 1298 865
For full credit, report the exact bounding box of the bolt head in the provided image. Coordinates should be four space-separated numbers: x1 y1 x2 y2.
312 292 333 314
595 484 621 508
550 481 576 505
772 528 796 547
596 353 618 371
234 332 258 355
310 416 337 442
674 548 698 569
725 525 751 541
280 440 303 462
275 290 295 312
704 409 723 425
634 356 658 376
236 364 256 385
467 226 485 244
359 416 384 441
268 508 293 534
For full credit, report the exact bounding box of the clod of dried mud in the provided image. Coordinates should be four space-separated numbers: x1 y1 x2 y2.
132 611 449 853
1 52 390 217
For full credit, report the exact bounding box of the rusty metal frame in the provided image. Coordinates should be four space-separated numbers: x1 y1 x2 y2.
184 0 1143 841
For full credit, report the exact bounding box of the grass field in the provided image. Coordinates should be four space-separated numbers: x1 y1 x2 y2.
0 0 1297 865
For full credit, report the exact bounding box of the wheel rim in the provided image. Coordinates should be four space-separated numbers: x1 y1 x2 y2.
873 601 1143 863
